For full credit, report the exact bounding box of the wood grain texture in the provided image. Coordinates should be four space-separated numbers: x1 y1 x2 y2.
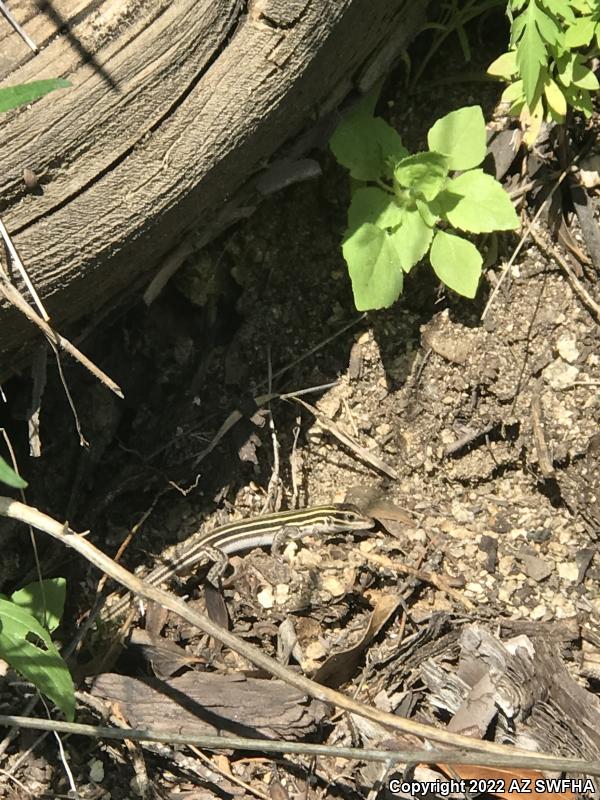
0 0 425 376
89 671 327 739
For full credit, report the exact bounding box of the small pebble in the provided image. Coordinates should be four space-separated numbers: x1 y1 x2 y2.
557 562 579 582
543 358 579 389
556 334 580 364
530 603 548 621
465 582 484 595
522 555 553 582
257 586 274 609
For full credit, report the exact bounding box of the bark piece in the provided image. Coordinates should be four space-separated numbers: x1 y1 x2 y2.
422 625 600 767
89 671 328 740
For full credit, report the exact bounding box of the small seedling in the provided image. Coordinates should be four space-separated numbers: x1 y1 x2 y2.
330 102 519 310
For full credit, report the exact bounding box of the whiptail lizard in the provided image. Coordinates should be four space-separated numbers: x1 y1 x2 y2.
103 503 375 622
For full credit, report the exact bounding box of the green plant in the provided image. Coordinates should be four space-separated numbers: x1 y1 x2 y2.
0 78 70 113
0 466 74 719
0 456 27 488
488 0 600 143
0 579 75 720
330 101 519 310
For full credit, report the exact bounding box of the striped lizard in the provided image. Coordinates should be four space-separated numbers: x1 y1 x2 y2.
103 503 375 621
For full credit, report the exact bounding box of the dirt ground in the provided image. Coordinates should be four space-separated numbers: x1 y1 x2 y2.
1 26 599 800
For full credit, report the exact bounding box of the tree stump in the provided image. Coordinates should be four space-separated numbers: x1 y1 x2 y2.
0 0 426 379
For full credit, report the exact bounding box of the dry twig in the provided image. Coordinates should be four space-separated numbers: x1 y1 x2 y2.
362 550 475 611
0 276 123 398
0 2 38 52
289 396 398 480
526 221 600 321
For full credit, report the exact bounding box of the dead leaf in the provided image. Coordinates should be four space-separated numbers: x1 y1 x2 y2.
313 593 400 688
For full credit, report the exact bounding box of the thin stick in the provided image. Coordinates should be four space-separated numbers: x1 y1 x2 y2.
1 714 599 775
0 496 595 768
0 218 46 318
362 550 475 611
0 766 33 797
530 379 555 479
0 2 38 52
263 345 282 512
289 396 398 480
0 276 123 398
481 163 575 322
189 745 269 800
27 345 47 457
527 221 600 320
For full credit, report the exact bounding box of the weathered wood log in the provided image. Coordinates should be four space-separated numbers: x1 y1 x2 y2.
0 0 427 379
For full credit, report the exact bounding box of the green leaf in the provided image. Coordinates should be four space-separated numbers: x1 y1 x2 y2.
487 50 518 79
543 77 567 119
0 599 75 720
555 51 575 86
501 79 526 114
11 579 66 634
0 457 27 489
441 170 520 233
352 81 384 119
416 198 439 228
540 0 576 23
0 79 71 113
522 95 545 145
427 106 486 171
516 2 547 106
570 58 600 90
347 187 404 232
511 13 527 46
389 209 434 273
331 112 408 181
394 152 448 201
562 85 594 116
563 15 596 47
430 188 465 219
534 6 560 43
501 79 525 103
429 231 482 298
342 223 403 310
